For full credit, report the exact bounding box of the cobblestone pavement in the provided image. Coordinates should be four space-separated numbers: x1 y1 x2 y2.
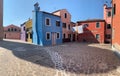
46 42 120 76
0 39 56 76
0 39 120 76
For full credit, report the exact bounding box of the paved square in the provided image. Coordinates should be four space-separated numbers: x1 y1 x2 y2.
0 39 120 76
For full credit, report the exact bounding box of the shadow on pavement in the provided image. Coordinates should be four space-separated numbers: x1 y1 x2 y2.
0 40 120 75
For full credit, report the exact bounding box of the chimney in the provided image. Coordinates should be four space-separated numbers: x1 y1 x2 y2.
34 2 40 11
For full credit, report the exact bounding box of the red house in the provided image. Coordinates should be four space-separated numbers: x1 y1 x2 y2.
4 24 21 39
76 19 105 43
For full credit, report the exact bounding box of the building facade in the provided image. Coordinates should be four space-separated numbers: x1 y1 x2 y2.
32 3 62 46
103 4 112 43
77 19 105 43
112 0 120 50
0 0 3 40
53 9 75 42
21 22 26 41
4 25 21 39
25 19 32 43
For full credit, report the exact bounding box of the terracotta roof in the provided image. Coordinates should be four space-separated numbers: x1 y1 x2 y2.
77 19 105 23
52 9 67 13
20 22 26 26
42 11 60 17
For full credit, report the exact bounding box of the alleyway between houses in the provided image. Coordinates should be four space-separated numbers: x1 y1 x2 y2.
0 39 120 76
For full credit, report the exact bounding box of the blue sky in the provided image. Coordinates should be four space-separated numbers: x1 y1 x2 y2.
4 0 111 26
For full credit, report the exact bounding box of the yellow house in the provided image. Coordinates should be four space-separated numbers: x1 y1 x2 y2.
25 19 32 43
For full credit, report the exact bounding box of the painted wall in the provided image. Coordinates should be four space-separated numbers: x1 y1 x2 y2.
53 9 74 42
0 0 3 40
77 20 105 43
26 19 32 43
112 0 120 50
103 4 112 43
4 25 21 39
21 23 26 41
32 3 62 46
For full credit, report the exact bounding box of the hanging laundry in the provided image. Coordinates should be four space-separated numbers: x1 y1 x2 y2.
78 25 83 34
72 27 77 32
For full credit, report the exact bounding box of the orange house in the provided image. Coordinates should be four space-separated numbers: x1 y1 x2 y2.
112 0 120 51
77 19 105 43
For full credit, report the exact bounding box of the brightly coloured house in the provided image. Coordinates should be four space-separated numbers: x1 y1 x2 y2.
76 19 105 43
25 19 32 43
103 4 112 43
0 0 3 40
52 9 76 42
4 24 21 39
112 0 120 53
21 22 26 41
32 3 62 46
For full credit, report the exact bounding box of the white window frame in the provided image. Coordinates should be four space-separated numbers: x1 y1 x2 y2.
96 22 100 28
46 32 51 40
56 32 60 39
45 17 51 26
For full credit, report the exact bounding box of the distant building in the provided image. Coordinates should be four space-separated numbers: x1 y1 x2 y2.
77 19 105 43
21 22 26 41
0 0 3 40
4 24 21 39
103 4 112 43
53 9 75 42
32 3 62 46
25 19 32 43
112 0 120 51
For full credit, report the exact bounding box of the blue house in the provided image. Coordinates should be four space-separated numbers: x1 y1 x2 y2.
32 3 62 46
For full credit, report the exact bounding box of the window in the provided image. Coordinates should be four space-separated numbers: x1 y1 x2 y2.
56 21 60 27
106 34 111 39
57 33 60 39
113 4 116 15
68 24 70 30
23 27 25 31
107 11 111 17
14 28 17 31
96 22 100 28
107 24 111 29
46 32 51 40
96 34 100 39
64 13 67 18
63 23 66 28
8 28 10 31
11 28 13 31
45 18 50 26
63 34 65 39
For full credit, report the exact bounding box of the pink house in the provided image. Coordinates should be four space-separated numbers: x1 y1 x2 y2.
103 4 112 43
53 9 76 42
4 24 21 39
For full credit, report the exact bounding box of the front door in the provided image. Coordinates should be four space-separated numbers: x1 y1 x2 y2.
52 32 56 45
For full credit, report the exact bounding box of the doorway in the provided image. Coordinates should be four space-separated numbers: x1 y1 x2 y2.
52 32 56 45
